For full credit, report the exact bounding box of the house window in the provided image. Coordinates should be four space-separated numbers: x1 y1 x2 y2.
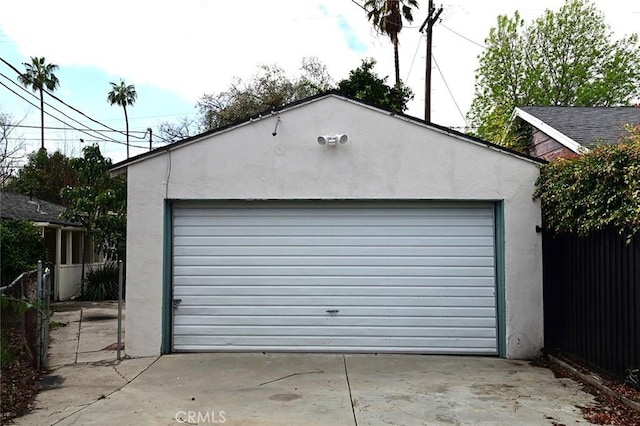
72 232 83 265
84 237 94 264
61 231 68 265
43 228 56 264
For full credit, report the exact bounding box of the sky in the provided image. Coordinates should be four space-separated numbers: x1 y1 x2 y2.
0 0 638 164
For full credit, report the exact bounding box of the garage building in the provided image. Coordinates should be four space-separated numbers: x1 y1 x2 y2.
111 93 544 359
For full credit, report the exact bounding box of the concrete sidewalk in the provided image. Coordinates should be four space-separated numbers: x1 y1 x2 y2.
16 301 158 425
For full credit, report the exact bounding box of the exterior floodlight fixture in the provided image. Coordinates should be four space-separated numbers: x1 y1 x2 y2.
317 134 348 146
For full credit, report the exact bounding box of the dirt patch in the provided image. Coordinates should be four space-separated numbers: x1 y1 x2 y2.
0 330 41 423
532 355 640 425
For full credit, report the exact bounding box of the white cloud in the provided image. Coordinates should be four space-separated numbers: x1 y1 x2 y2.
1 0 637 134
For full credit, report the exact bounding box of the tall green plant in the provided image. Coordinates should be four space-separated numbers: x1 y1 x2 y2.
60 145 127 293
469 0 640 148
17 57 59 151
107 79 137 158
363 0 419 85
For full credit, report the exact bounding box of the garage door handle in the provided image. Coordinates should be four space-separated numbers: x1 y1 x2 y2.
173 298 182 308
326 309 339 314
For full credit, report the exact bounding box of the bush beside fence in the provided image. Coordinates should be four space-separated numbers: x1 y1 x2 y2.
0 263 51 370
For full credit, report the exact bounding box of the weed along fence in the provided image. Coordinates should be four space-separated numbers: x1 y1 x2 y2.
542 229 640 379
0 261 52 370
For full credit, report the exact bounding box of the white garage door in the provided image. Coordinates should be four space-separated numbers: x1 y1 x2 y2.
172 202 497 354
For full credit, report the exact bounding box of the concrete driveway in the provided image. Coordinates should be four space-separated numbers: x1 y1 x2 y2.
21 354 595 425
16 302 595 425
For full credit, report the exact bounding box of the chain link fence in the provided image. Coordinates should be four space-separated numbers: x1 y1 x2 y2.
1 261 51 370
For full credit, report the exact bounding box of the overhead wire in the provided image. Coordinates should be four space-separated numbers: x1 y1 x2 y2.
7 137 117 143
1 56 146 140
0 79 145 148
1 56 171 146
404 31 423 83
432 53 468 126
441 23 486 49
11 124 150 134
0 72 124 144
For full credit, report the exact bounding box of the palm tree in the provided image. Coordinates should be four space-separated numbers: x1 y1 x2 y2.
364 0 419 85
18 57 60 151
107 79 137 158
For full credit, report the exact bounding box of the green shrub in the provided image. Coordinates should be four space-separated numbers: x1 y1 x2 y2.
81 262 122 301
0 333 16 368
0 220 47 286
534 124 640 239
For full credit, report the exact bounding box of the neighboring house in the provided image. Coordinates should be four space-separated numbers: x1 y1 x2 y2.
514 106 640 160
111 92 545 360
0 191 103 300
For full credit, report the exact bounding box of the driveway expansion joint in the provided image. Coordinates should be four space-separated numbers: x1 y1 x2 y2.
343 355 358 426
112 365 128 383
74 309 83 364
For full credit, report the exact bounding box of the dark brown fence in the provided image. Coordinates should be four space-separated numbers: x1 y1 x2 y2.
542 229 640 379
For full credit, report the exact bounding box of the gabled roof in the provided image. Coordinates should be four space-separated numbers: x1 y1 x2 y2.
515 106 639 153
0 191 81 227
111 92 544 173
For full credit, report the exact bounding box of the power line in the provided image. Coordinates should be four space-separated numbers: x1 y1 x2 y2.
8 136 148 145
350 0 365 11
405 33 423 83
0 79 132 147
11 123 150 134
1 56 171 146
0 72 123 144
441 23 486 49
1 56 149 141
432 52 468 126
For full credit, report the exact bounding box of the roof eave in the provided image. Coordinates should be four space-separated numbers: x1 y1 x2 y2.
514 107 588 154
110 93 547 172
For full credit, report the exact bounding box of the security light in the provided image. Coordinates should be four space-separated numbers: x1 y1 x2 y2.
317 134 348 146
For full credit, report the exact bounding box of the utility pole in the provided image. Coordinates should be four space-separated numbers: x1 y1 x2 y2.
147 128 153 151
419 0 443 122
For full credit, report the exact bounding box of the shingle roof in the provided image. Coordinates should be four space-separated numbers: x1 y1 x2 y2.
0 191 81 227
519 106 639 147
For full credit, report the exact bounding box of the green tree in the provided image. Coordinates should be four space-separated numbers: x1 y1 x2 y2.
337 58 413 112
17 57 60 151
468 0 640 149
364 0 419 85
60 145 127 293
0 220 47 286
107 79 137 158
6 149 77 205
197 57 333 130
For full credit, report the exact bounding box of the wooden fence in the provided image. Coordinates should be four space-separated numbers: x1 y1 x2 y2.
542 229 640 379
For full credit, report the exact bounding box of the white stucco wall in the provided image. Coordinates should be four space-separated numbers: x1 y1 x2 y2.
123 95 543 358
